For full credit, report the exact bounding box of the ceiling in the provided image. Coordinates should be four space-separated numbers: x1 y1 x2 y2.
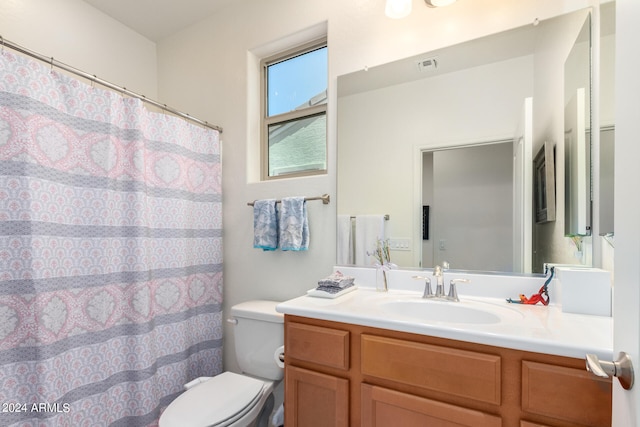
83 0 236 41
338 22 537 98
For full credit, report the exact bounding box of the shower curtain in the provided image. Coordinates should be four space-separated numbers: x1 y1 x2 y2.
0 51 223 426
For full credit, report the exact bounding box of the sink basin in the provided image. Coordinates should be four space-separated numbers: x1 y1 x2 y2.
379 299 519 324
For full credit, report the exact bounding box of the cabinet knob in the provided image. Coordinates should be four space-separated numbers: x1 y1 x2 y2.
586 352 634 390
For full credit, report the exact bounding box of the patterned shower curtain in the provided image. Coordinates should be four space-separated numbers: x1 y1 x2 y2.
0 51 223 426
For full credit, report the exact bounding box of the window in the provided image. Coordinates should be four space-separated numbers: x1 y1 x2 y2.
262 39 327 179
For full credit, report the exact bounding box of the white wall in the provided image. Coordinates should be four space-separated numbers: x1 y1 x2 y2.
154 0 335 374
433 143 513 272
600 32 616 127
0 0 158 98
338 55 532 267
422 152 434 266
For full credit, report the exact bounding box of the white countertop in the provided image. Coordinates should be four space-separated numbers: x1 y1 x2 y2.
276 287 613 361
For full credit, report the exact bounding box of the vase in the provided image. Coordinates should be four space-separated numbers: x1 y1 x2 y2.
376 265 390 292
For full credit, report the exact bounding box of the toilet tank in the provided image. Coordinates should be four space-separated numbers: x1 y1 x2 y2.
231 300 284 381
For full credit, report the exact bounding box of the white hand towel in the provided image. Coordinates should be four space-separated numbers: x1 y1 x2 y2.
355 215 385 266
336 215 353 264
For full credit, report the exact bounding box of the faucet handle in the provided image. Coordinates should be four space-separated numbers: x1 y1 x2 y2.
412 276 434 298
447 278 470 302
442 261 450 270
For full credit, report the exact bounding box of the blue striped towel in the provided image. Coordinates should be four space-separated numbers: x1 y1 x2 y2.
279 197 309 251
253 199 278 251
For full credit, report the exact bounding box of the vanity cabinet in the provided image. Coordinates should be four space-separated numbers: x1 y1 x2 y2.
361 383 501 426
284 315 612 427
285 321 350 427
286 366 349 427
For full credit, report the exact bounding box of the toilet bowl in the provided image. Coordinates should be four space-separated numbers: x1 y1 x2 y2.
159 301 284 427
159 372 275 427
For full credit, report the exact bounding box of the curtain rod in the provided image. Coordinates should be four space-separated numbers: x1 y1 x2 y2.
247 194 330 206
0 36 222 133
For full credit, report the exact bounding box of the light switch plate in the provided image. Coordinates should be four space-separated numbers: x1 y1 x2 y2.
389 238 411 251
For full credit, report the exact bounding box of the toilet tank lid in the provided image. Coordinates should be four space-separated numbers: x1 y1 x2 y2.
231 300 284 323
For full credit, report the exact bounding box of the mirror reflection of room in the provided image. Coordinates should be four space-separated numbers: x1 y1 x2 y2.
422 143 512 272
564 16 592 240
337 7 607 274
598 1 616 274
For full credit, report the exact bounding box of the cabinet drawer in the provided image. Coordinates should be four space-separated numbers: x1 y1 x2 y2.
521 360 611 426
286 322 350 370
286 366 349 427
362 383 501 427
361 334 501 405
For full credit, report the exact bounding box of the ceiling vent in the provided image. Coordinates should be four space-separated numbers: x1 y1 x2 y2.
416 57 438 72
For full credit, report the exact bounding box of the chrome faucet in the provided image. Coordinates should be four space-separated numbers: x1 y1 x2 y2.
447 278 470 302
422 277 433 298
412 275 434 298
433 265 445 298
413 262 470 302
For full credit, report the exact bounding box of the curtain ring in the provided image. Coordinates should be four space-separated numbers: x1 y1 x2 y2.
50 57 54 72
1 36 4 55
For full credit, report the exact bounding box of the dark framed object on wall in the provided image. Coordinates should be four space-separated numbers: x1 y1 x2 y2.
534 141 556 224
422 205 430 240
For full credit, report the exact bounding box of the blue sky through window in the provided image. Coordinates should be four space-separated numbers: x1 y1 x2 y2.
267 46 327 117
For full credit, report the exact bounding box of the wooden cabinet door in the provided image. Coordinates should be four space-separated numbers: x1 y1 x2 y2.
361 384 501 427
361 334 501 405
521 361 611 426
286 321 350 370
521 421 552 427
285 365 349 427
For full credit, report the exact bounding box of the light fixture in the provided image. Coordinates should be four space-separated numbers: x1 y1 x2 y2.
386 0 457 19
424 0 457 7
385 0 412 19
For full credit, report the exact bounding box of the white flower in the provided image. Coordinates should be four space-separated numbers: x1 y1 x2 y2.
90 139 118 171
189 279 205 302
156 282 180 309
154 156 180 184
37 124 69 162
87 291 115 325
41 296 67 334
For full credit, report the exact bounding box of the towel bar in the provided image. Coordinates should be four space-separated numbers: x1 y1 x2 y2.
247 194 330 206
350 214 390 220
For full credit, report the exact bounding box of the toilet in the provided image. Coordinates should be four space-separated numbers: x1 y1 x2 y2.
159 300 284 427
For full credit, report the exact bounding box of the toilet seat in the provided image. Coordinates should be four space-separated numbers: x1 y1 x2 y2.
159 372 268 427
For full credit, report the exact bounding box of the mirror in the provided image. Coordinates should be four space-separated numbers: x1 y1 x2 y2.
599 1 615 237
564 15 592 237
337 8 593 273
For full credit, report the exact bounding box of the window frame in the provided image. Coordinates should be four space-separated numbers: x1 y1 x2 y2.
260 37 328 180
